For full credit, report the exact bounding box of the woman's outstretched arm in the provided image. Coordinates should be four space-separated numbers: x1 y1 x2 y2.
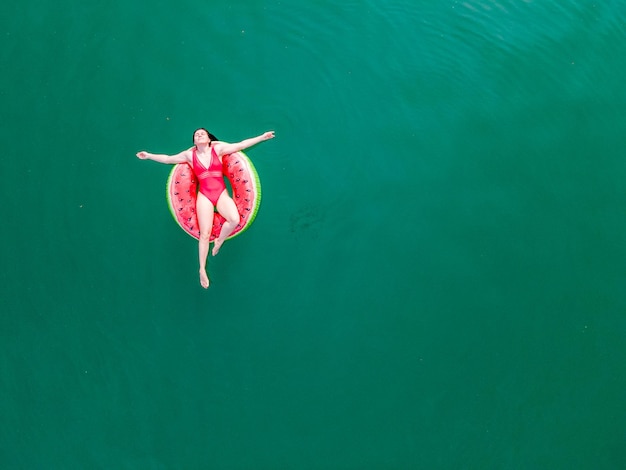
214 131 275 156
136 148 192 164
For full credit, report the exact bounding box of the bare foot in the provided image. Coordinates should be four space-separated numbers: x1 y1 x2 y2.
199 269 210 289
212 238 224 256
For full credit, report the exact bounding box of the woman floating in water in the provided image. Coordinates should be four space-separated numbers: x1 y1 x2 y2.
137 129 275 288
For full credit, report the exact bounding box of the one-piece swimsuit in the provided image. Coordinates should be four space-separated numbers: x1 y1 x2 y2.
192 146 226 205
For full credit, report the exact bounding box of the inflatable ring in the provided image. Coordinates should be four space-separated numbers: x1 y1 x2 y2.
166 151 261 241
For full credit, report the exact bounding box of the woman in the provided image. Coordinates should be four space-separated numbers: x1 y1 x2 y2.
137 128 275 288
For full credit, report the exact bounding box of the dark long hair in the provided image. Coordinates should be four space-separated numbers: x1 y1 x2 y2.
192 128 218 145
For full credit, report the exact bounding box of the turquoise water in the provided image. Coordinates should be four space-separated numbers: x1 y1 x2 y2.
2 1 626 468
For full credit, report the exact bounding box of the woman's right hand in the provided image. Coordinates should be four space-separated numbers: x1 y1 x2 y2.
136 151 149 159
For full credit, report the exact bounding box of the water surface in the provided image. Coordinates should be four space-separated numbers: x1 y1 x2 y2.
2 1 626 468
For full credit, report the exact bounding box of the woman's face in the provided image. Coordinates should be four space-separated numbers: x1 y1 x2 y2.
193 129 210 145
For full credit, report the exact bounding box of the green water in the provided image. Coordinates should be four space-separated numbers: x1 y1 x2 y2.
2 1 626 468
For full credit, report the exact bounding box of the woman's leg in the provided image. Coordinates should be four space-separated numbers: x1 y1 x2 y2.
212 191 240 256
196 193 215 288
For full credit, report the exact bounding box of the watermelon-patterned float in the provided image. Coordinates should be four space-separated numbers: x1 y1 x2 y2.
166 151 261 241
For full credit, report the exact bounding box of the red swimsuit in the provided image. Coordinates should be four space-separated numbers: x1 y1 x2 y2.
192 146 226 205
